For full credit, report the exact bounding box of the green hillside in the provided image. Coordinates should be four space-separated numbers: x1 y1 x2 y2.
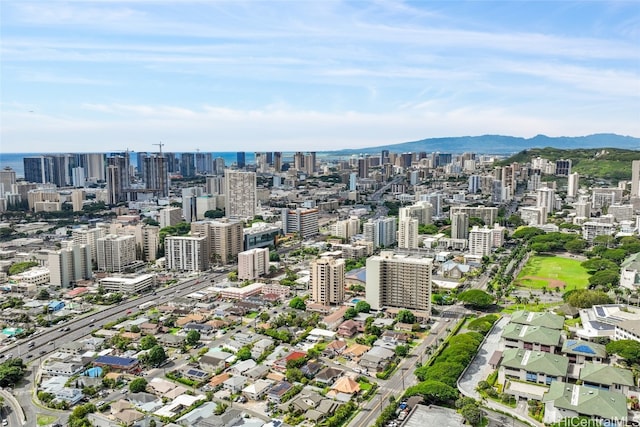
500 147 640 182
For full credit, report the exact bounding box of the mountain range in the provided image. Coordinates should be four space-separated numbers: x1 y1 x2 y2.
326 133 640 156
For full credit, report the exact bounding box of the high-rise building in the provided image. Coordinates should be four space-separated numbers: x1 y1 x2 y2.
398 218 419 249
136 224 160 261
365 251 432 315
182 187 203 223
449 206 498 226
213 157 226 175
144 154 169 198
166 235 209 272
159 206 183 228
0 167 17 196
72 226 107 263
96 234 137 272
196 152 213 174
451 212 470 240
399 201 432 225
71 189 85 212
555 159 572 176
537 187 556 215
224 169 257 219
23 156 51 184
311 257 345 306
238 248 270 281
48 242 92 288
236 152 246 169
567 172 579 198
273 152 282 172
106 154 130 204
281 208 319 238
381 150 390 165
180 153 196 177
469 226 493 257
631 160 640 198
468 175 480 194
329 216 360 240
358 157 368 179
191 219 243 264
363 217 397 248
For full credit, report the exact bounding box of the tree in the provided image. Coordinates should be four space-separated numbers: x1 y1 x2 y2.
344 307 357 320
139 335 158 351
396 309 416 324
204 209 224 219
457 290 494 309
130 325 140 333
582 258 618 273
355 300 371 313
461 403 484 426
404 380 459 404
147 345 167 367
395 345 408 357
129 378 148 393
564 238 587 254
36 288 50 301
259 312 270 322
289 296 306 310
588 270 620 288
0 358 27 387
186 330 201 346
286 367 304 383
606 340 640 364
566 289 613 308
236 346 252 361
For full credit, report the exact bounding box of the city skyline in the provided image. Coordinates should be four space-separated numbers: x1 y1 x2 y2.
1 1 639 153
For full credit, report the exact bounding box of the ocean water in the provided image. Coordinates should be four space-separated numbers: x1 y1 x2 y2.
0 151 258 179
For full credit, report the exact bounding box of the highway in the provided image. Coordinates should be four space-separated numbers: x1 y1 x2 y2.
0 270 229 361
347 306 466 427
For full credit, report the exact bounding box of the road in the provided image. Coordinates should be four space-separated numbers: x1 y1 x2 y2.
348 306 466 427
0 270 230 426
0 270 230 361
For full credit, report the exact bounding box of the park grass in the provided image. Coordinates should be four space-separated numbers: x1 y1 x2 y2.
37 415 57 426
515 255 590 290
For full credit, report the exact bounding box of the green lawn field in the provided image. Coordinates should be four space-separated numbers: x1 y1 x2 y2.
515 255 590 290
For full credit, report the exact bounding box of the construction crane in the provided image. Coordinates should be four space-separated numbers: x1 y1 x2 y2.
153 142 165 155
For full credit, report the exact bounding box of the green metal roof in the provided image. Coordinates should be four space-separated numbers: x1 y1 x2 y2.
621 252 640 271
502 322 562 346
511 310 565 330
500 348 569 377
579 363 634 387
543 382 627 421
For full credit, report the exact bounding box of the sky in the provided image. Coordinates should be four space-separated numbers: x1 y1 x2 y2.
1 0 639 153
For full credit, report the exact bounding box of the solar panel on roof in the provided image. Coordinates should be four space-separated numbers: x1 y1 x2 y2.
573 345 596 355
595 306 606 317
186 369 207 378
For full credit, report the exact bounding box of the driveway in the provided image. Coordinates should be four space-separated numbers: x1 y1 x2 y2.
458 315 509 399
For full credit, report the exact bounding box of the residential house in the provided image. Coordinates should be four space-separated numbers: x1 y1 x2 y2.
233 332 257 346
183 323 214 335
268 380 294 403
207 373 231 390
200 350 233 372
314 367 343 387
543 382 627 425
501 323 562 354
343 344 370 361
337 320 362 338
223 375 247 393
176 313 207 327
242 379 273 401
58 341 84 356
322 306 349 331
561 340 607 364
110 400 144 426
359 346 395 372
273 351 307 372
510 310 565 330
301 361 323 378
499 348 569 386
245 364 270 380
140 322 161 335
93 355 140 374
440 260 471 279
43 362 85 377
230 359 257 376
579 363 634 395
329 376 361 397
323 340 347 357
158 333 186 348
251 337 275 359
